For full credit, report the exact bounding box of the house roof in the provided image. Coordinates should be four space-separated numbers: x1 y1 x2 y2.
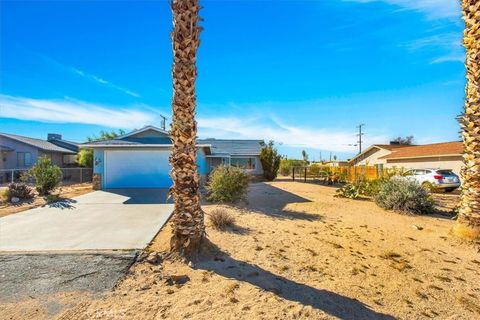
348 144 404 163
115 125 169 139
198 139 263 156
81 126 263 156
379 141 463 160
83 138 172 146
0 133 77 154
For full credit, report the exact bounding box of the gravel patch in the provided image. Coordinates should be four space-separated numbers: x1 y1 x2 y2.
0 251 138 302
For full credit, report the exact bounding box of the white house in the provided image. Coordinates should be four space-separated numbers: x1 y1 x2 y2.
350 141 464 175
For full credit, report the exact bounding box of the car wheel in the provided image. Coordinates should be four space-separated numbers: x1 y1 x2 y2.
445 188 456 193
422 182 433 192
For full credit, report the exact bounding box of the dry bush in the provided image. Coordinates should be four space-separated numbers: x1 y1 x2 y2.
0 188 10 203
208 208 235 230
7 183 33 201
374 177 434 214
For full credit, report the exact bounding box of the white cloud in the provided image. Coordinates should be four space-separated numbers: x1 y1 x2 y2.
197 115 387 153
431 54 464 64
0 94 387 153
401 33 464 64
69 67 141 98
345 0 461 20
0 94 156 129
38 54 140 98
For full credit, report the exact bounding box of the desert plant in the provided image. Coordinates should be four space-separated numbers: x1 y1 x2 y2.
27 156 62 195
0 188 10 203
336 183 363 199
208 208 235 230
207 166 249 203
279 159 304 176
260 140 281 181
45 194 60 203
374 177 434 214
336 174 386 199
7 183 34 200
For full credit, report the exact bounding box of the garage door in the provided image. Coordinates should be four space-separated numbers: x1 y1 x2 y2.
105 150 172 188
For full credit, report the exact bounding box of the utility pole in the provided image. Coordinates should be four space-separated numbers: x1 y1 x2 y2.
160 115 167 131
356 123 365 154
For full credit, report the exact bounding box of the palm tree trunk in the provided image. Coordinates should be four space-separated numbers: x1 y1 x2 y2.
454 0 480 240
169 0 205 255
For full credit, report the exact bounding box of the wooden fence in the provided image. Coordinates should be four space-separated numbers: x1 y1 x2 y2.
291 165 387 184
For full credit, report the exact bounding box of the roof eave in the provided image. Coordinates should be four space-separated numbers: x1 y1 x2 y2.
383 153 462 161
81 144 212 148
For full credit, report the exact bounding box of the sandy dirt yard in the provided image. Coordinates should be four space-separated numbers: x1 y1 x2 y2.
2 181 480 320
0 183 92 218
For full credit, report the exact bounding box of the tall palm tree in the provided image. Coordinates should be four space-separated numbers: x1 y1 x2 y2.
169 0 205 255
453 0 480 240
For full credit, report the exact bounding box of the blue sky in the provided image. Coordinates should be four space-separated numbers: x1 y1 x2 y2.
0 0 465 160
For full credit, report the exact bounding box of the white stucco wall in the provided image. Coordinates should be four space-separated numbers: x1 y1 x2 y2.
384 156 463 175
352 148 391 166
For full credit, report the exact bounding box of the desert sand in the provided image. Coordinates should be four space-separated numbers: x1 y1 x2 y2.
3 181 480 319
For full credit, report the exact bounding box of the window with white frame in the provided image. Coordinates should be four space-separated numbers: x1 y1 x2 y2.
17 152 32 167
231 157 256 170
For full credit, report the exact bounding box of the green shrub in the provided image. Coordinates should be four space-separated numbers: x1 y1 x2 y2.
336 177 385 199
336 183 363 199
45 194 60 203
27 156 62 195
7 183 34 200
374 177 434 214
76 148 93 167
207 166 249 203
260 140 281 181
279 159 304 176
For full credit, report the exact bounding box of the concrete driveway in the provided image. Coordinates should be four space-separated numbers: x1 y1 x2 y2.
0 189 173 251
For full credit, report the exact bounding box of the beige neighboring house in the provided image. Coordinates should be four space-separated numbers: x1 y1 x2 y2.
350 141 464 175
323 160 350 167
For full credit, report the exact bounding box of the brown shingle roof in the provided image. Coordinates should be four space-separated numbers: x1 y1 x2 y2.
379 141 463 160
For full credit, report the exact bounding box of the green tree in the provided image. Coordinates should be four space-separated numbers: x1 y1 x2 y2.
301 150 309 164
76 129 125 167
392 136 414 145
28 156 62 195
260 140 281 181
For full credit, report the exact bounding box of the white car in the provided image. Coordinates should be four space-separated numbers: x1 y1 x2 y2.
402 169 461 192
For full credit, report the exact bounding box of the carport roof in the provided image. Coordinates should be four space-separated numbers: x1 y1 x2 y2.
197 139 263 156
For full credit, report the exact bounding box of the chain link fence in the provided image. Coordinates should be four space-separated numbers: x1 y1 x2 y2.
0 168 93 187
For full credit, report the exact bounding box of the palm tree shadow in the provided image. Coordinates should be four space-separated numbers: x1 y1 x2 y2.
196 240 395 320
234 182 323 222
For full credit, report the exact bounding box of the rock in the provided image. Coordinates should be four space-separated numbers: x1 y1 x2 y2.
136 251 148 262
146 252 161 265
165 275 190 286
11 197 20 204
412 225 424 230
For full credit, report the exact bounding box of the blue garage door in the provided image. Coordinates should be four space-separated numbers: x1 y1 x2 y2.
105 150 172 188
